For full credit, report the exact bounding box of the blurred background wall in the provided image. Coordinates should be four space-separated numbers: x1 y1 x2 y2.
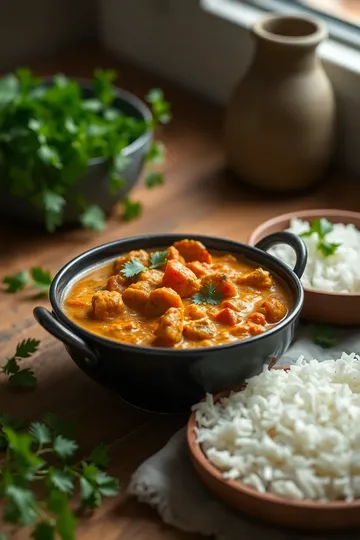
0 0 97 70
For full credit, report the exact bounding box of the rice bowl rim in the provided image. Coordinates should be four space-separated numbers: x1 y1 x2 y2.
248 208 360 298
187 366 360 510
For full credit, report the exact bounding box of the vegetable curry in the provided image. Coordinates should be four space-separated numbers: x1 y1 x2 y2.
64 239 292 349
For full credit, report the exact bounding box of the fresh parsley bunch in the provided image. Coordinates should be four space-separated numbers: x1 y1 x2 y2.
0 414 119 539
0 69 171 232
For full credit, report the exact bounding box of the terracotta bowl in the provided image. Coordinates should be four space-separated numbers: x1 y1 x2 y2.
187 370 360 531
248 209 360 325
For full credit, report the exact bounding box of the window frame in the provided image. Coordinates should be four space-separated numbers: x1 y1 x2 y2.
247 0 360 49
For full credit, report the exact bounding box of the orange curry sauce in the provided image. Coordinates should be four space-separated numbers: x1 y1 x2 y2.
63 239 292 349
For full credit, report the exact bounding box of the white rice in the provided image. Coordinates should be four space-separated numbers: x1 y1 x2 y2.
268 218 360 293
193 354 360 502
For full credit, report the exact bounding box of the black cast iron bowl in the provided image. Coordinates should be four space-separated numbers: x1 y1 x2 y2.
33 233 307 414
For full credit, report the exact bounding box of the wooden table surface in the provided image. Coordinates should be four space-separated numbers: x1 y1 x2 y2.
1 47 360 539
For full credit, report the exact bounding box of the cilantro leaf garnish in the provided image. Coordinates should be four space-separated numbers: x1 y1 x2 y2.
2 267 52 295
1 338 40 388
0 415 119 536
122 197 142 221
120 250 169 278
149 250 168 268
146 141 166 165
312 325 337 348
192 284 224 305
145 171 164 188
121 258 146 278
300 218 340 258
2 270 28 293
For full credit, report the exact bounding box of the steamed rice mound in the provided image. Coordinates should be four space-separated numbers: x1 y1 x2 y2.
193 354 360 502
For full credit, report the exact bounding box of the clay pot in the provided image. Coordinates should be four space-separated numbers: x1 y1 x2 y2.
224 14 336 192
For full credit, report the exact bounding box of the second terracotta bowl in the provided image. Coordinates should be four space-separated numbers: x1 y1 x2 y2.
248 209 360 325
187 372 360 531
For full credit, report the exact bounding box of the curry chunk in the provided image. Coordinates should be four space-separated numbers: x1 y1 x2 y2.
147 287 183 317
155 307 184 345
221 298 247 312
167 246 185 264
248 312 266 325
238 268 273 289
183 317 216 341
137 269 163 288
215 308 241 326
258 297 287 323
173 239 212 264
113 249 149 274
186 261 210 278
122 281 152 311
185 304 207 320
162 260 200 298
92 291 124 320
201 272 237 297
107 274 129 292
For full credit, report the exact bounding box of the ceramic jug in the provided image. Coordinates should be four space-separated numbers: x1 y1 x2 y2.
224 14 336 192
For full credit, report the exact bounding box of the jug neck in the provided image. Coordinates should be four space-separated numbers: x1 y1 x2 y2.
252 14 327 74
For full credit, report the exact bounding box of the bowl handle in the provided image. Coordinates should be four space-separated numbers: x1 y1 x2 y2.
33 306 98 366
254 231 307 278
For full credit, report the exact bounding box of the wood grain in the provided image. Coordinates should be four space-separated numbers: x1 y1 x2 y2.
1 46 360 538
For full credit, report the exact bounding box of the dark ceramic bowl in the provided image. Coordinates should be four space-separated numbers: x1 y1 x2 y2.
0 79 152 225
33 233 307 414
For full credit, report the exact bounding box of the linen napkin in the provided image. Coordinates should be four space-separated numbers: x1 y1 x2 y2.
128 324 360 540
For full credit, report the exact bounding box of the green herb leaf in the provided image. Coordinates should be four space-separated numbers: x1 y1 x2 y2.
313 325 337 348
29 422 52 445
192 284 224 305
2 270 29 293
88 443 110 468
122 197 142 221
120 258 146 278
94 470 119 497
30 267 52 291
149 250 168 269
15 338 41 358
4 485 37 525
109 171 125 195
53 435 78 459
146 88 172 124
31 521 55 540
50 470 74 495
145 171 164 188
146 141 166 165
0 74 19 107
79 205 106 232
55 497 77 540
2 356 20 376
9 368 37 389
317 241 340 258
114 153 129 173
300 218 333 239
43 191 66 233
38 146 62 170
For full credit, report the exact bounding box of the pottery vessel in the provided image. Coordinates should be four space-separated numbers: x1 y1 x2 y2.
224 14 336 192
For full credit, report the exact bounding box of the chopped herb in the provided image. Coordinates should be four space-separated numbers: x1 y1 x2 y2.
122 197 142 221
145 171 164 188
300 218 340 258
79 204 106 232
120 258 146 278
312 325 337 348
120 250 169 278
149 250 168 268
192 284 224 305
2 267 52 295
1 338 40 388
2 270 28 293
0 69 171 232
0 415 119 536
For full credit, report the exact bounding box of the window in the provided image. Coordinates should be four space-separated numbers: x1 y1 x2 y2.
247 0 360 48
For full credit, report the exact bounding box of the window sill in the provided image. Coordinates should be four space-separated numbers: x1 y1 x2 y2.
202 0 360 76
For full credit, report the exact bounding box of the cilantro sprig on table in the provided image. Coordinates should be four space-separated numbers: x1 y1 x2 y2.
2 266 52 294
1 338 40 388
0 414 119 538
192 284 224 305
121 250 169 278
300 218 340 257
0 69 171 232
312 325 338 348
